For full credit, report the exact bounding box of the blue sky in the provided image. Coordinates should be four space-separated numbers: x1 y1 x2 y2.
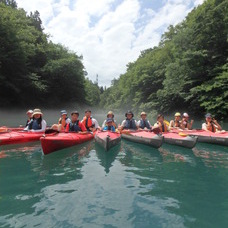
16 0 204 87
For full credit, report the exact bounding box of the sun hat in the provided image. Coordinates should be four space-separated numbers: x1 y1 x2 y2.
141 112 147 116
71 111 79 116
85 109 91 113
175 112 181 117
106 118 113 123
26 110 33 114
60 110 67 116
183 113 189 118
205 113 212 118
107 111 114 118
32 108 43 116
125 110 134 117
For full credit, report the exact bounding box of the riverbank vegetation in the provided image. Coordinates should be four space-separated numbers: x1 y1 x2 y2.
0 0 101 108
100 0 228 119
0 0 227 119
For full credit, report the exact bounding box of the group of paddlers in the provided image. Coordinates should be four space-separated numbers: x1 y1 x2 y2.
22 108 224 133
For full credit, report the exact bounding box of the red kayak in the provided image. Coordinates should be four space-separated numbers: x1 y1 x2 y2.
163 132 197 148
40 132 94 155
182 130 228 146
0 126 24 133
95 131 121 151
121 130 163 148
0 131 44 146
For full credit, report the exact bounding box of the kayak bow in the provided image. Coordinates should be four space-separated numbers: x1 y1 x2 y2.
95 131 121 151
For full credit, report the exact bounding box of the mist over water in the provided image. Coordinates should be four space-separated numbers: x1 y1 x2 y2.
1 108 228 130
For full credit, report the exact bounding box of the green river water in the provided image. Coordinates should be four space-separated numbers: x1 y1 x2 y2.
0 110 228 228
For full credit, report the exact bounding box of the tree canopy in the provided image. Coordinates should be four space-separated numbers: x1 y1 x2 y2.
0 1 89 107
100 0 228 119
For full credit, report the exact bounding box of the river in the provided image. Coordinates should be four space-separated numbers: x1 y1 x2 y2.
0 109 228 227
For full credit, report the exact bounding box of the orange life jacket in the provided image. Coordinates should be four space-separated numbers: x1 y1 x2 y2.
82 116 94 129
158 121 168 132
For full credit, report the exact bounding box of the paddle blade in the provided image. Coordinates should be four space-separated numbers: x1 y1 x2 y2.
179 132 188 137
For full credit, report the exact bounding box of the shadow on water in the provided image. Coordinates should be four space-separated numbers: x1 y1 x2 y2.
95 143 121 174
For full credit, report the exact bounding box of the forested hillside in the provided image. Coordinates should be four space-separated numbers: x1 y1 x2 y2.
0 0 102 107
100 0 228 119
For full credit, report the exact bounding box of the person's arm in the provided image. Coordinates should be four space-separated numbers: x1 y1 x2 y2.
137 120 142 129
119 120 126 130
202 123 208 131
188 120 194 130
65 123 70 132
148 120 152 129
169 120 174 129
113 120 117 128
93 119 100 130
79 121 87 132
23 126 29 131
212 120 222 131
179 120 186 130
102 120 106 128
136 120 139 129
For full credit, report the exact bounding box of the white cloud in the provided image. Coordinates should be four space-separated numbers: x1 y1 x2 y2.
16 0 204 86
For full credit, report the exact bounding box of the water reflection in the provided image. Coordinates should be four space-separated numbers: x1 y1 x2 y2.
193 144 228 169
95 143 121 174
0 137 228 227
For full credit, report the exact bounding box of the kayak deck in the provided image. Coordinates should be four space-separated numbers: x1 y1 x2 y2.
95 131 121 151
40 132 94 155
121 130 163 148
184 130 228 146
0 131 44 146
163 132 197 149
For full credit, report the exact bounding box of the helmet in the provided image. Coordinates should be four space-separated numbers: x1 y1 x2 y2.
183 112 189 118
175 112 181 117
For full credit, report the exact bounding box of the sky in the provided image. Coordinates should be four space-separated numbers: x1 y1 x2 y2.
16 0 204 87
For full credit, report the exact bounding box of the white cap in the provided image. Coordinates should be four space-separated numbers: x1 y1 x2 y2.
183 113 189 117
26 110 33 114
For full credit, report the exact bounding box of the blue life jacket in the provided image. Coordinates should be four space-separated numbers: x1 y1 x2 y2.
28 118 42 130
123 118 137 130
69 120 81 132
139 119 150 129
103 125 115 132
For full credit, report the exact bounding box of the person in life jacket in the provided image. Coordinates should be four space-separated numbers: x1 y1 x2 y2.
25 110 33 127
65 111 87 132
169 112 182 130
102 111 117 129
120 110 139 130
52 110 71 131
81 109 100 132
24 108 47 132
202 113 222 132
102 118 116 132
137 112 152 130
180 113 194 130
154 114 169 132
